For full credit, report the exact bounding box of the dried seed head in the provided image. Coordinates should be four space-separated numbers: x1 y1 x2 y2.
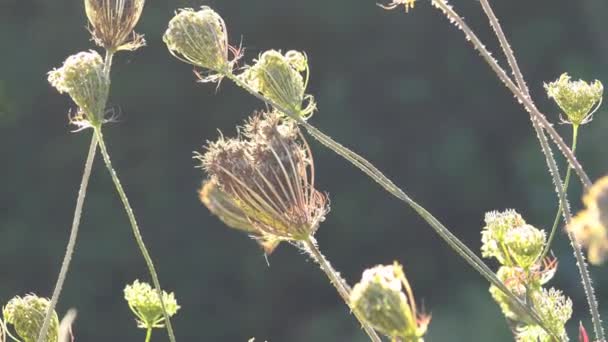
3 294 59 342
481 209 526 264
350 263 429 341
124 280 180 329
239 50 316 118
164 7 241 83
199 111 328 241
503 224 546 269
199 179 280 254
48 50 110 128
544 73 603 126
85 0 146 52
568 176 608 264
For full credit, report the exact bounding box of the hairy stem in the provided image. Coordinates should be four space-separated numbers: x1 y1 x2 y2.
302 237 382 342
224 72 558 339
431 0 591 189
541 125 578 260
447 0 603 338
94 128 176 342
37 136 98 342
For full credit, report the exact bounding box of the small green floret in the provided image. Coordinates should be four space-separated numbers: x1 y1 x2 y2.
481 209 526 264
545 73 603 126
516 288 572 342
504 224 546 269
3 294 58 342
124 280 180 329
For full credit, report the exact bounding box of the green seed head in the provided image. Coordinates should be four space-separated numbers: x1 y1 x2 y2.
3 294 59 342
85 0 146 52
504 224 546 269
516 288 572 342
350 263 428 341
164 7 239 82
48 50 110 128
239 50 316 118
124 280 180 329
545 73 603 126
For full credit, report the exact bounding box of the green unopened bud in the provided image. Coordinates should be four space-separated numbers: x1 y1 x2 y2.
48 50 110 128
240 50 316 118
481 209 526 264
124 280 180 329
164 7 240 83
199 179 280 254
545 73 603 126
85 0 146 52
504 224 546 269
516 288 572 342
350 263 429 341
3 294 59 342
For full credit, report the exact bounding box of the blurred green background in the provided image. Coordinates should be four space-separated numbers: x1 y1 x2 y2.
1 0 608 341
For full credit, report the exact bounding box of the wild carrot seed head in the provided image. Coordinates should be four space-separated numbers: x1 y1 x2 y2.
3 294 59 342
85 0 146 52
239 50 316 118
124 280 180 329
163 7 241 83
544 73 603 126
48 50 110 129
199 111 328 241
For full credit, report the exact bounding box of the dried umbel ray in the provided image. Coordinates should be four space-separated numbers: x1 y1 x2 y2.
85 0 146 52
199 111 329 242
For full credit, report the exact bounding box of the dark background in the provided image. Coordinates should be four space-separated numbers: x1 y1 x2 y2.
1 0 608 341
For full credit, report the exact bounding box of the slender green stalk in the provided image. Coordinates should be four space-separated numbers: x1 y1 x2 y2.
443 0 603 339
37 133 98 342
302 237 382 342
431 0 591 189
145 328 153 342
224 72 558 339
541 125 578 260
94 127 176 342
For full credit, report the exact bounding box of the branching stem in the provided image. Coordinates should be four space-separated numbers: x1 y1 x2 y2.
94 127 176 342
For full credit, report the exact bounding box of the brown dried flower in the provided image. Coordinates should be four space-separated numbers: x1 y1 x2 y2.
85 0 146 52
198 111 328 241
199 179 280 254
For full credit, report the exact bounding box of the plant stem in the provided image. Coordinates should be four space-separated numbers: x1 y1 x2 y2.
442 0 603 339
431 0 591 189
225 72 555 339
145 328 153 342
94 127 176 342
37 134 98 342
541 125 578 260
302 237 382 342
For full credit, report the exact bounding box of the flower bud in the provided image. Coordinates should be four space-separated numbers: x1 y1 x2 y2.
3 294 59 342
503 224 546 269
164 7 241 83
481 209 526 264
48 50 110 128
350 263 429 341
569 176 608 264
239 50 316 118
199 111 328 241
85 0 146 52
199 179 280 254
124 280 180 329
544 73 603 126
